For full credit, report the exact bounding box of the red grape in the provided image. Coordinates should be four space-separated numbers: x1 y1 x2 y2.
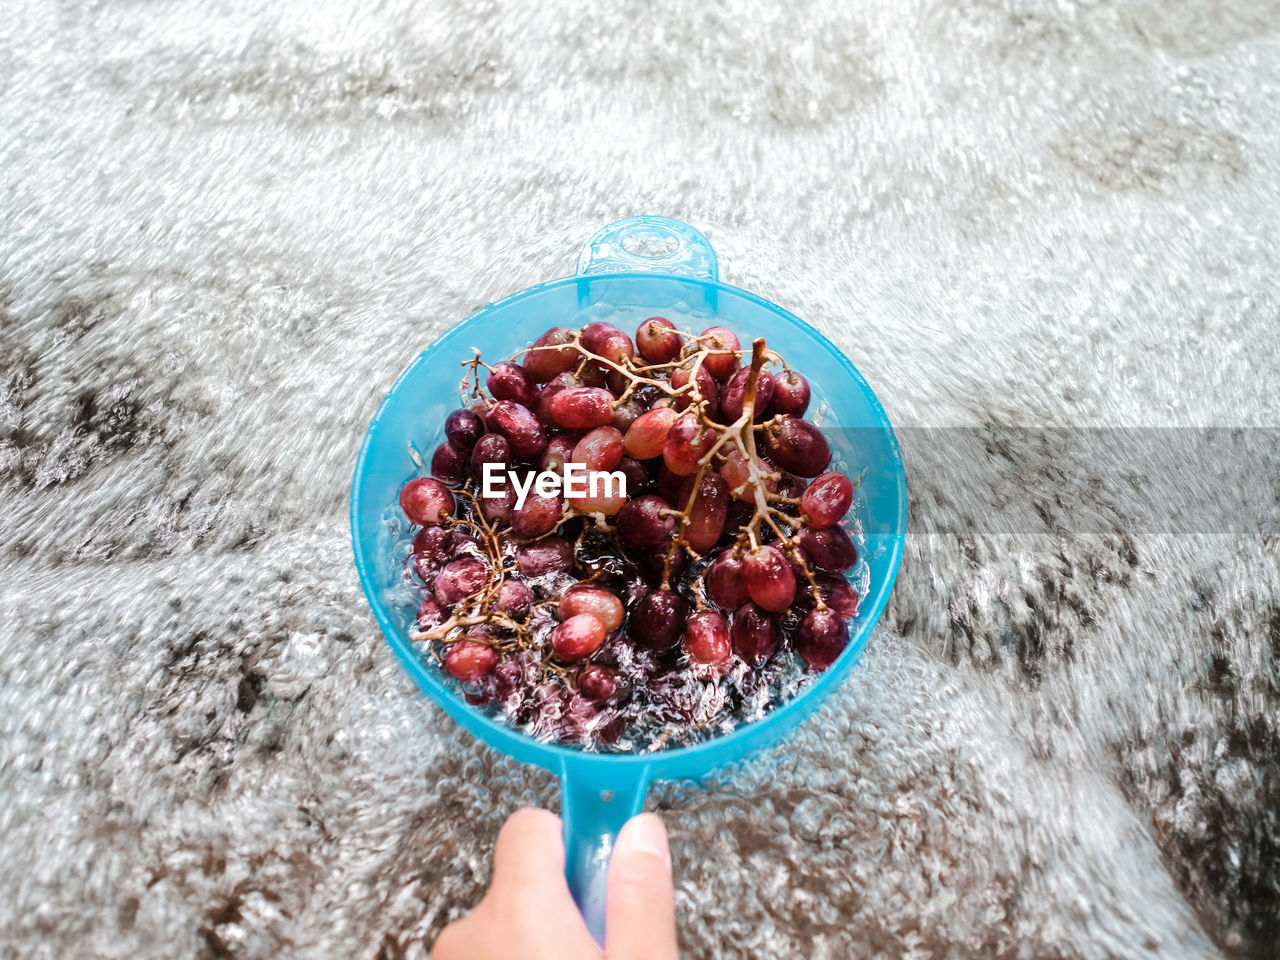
400 477 454 525
662 413 718 475
486 361 537 407
595 332 634 366
623 407 677 460
444 640 498 681
670 364 717 411
719 367 775 422
489 400 547 458
479 485 516 524
795 608 849 670
430 442 467 484
630 589 687 649
707 551 750 608
743 546 796 612
416 596 447 629
560 586 624 632
510 493 562 539
698 326 740 380
469 433 511 474
445 408 483 449
411 524 450 563
572 426 624 472
580 321 626 354
496 579 532 618
546 387 616 429
719 448 777 504
682 610 731 670
636 317 681 363
552 613 607 661
434 557 489 605
798 526 858 572
516 537 574 577
800 471 853 529
523 326 579 382
730 602 780 667
540 435 577 474
769 369 810 416
617 494 676 546
765 417 831 477
681 473 728 552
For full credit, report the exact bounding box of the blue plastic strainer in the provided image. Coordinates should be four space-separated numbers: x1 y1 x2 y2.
350 217 907 940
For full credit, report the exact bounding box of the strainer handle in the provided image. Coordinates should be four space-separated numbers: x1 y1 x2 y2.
560 758 653 944
576 216 719 282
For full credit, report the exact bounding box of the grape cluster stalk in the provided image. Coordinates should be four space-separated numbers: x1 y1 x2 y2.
396 317 860 749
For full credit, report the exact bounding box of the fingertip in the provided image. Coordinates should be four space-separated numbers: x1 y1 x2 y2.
492 807 567 890
614 813 671 870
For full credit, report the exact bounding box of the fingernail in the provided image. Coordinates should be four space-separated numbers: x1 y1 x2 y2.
617 813 671 869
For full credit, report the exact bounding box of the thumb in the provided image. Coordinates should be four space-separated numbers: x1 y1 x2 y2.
604 813 679 960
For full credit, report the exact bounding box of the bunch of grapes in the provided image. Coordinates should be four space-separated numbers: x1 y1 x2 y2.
396 317 861 749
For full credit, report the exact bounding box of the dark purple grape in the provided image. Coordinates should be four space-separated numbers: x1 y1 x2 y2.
578 664 618 701
720 367 775 422
469 433 511 474
631 589 687 649
637 545 688 586
486 361 537 407
616 456 649 495
516 537 574 577
610 398 645 433
819 576 859 619
796 608 849 670
489 400 547 458
434 557 489 605
798 526 858 572
430 441 467 484
399 477 454 525
764 417 831 477
800 472 853 529
617 494 676 547
523 326 579 382
707 551 750 609
768 370 810 417
445 408 483 449
731 602 780 667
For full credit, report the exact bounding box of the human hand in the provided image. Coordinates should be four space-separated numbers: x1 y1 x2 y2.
432 807 679 960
